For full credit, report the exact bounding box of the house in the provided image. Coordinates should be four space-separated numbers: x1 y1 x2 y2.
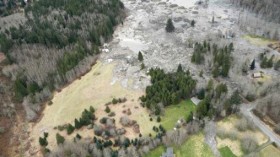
252 72 262 78
161 147 175 157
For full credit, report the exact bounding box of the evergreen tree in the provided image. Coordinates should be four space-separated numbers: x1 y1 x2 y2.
165 18 175 32
250 59 255 70
138 51 143 61
177 64 183 73
74 118 81 129
191 20 196 27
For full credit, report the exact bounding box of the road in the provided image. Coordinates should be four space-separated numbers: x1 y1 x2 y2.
240 103 280 146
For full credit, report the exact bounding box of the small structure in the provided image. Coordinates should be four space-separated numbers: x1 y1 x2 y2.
161 147 175 157
252 72 262 78
191 97 201 106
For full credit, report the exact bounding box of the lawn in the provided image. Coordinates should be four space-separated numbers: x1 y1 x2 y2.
145 133 214 157
161 100 196 130
144 146 164 157
175 133 214 157
219 146 237 157
259 144 280 157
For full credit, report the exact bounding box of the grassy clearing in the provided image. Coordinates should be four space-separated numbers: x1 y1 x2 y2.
145 133 214 157
30 61 157 150
161 100 195 130
259 144 280 157
219 146 237 157
243 35 277 46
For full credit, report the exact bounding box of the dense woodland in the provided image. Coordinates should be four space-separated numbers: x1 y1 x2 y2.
140 66 196 115
0 0 125 120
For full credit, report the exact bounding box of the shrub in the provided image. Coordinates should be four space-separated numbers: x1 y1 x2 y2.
112 98 118 104
76 133 82 140
56 133 65 145
108 112 116 117
90 106 95 113
105 106 111 113
150 118 153 121
67 124 75 135
39 137 48 147
157 116 161 122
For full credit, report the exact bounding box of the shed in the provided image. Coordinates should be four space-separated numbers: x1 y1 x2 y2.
252 72 262 78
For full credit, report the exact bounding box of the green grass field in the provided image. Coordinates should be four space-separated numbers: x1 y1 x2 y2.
259 144 280 157
145 133 214 157
219 146 237 157
161 100 196 130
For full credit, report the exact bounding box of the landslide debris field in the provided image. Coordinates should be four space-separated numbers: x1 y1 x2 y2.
20 0 280 156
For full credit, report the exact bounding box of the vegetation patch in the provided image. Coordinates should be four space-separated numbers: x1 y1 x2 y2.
161 100 195 130
145 133 214 157
219 146 237 157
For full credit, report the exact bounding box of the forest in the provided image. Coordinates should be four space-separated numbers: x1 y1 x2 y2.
140 66 196 115
0 0 125 118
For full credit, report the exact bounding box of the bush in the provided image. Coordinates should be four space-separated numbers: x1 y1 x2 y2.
112 98 118 104
67 124 75 135
76 133 82 140
39 137 48 147
56 133 65 145
157 116 161 122
90 106 95 113
105 106 111 113
150 118 153 121
241 136 258 153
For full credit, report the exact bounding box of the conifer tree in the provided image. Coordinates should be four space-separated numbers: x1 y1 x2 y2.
165 18 175 32
138 51 143 61
250 59 255 70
